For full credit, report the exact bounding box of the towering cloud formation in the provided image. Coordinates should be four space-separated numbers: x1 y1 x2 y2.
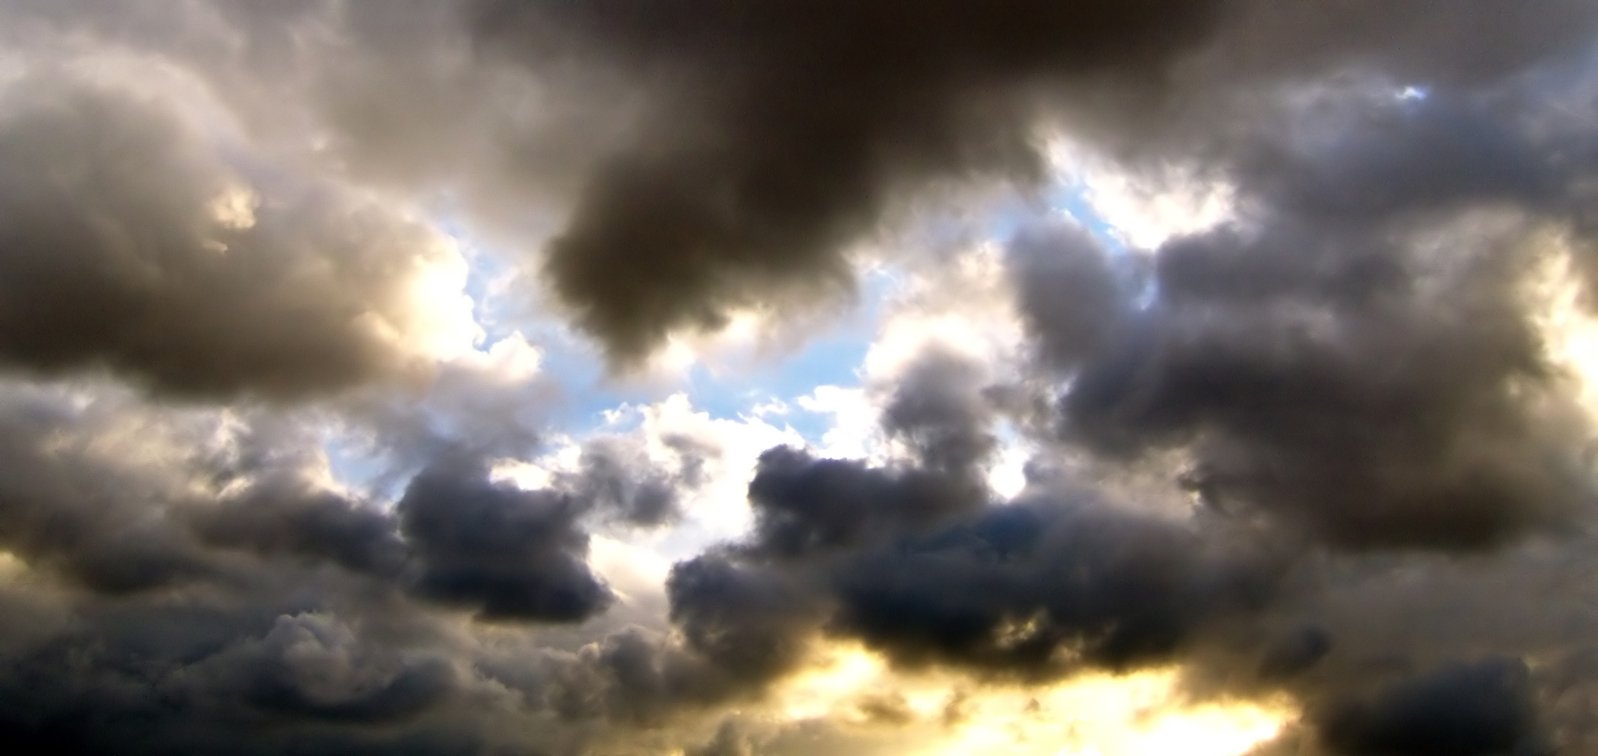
0 1 1595 754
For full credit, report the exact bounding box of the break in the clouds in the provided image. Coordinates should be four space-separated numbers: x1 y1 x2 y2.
0 70 478 400
1 1 1598 754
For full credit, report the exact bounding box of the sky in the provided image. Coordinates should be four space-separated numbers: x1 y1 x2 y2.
0 2 1596 754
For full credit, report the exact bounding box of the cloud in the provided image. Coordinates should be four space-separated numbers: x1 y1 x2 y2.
1006 221 1133 372
1 1 1597 753
880 350 1000 477
745 446 983 560
195 613 456 725
1314 658 1539 756
1013 89 1598 551
0 71 475 400
560 437 693 528
466 0 1233 362
194 478 408 577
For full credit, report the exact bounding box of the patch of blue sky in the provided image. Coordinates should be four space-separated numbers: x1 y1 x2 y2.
530 330 639 428
1049 182 1130 255
1044 176 1162 309
429 211 641 428
680 276 889 442
433 214 524 344
323 425 408 504
976 177 1128 256
532 180 1128 444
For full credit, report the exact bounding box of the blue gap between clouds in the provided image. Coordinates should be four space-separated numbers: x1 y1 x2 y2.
325 181 1125 492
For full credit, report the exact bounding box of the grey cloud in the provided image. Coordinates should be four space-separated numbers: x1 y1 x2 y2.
1007 222 1134 373
194 479 408 577
0 401 485 751
397 458 613 623
10 1 1598 368
821 493 1280 677
1258 624 1333 682
194 437 690 626
667 552 824 686
0 603 485 756
688 720 754 756
0 72 452 400
1314 657 1540 756
881 350 999 477
1015 86 1598 551
0 382 708 753
197 613 456 726
665 437 1287 687
745 446 985 560
0 1 1597 753
1239 95 1560 223
0 380 626 626
477 0 1598 363
1062 259 1589 550
468 0 1231 362
0 386 218 594
561 437 695 528
687 716 906 756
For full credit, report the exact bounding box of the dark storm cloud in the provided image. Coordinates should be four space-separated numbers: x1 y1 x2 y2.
397 458 614 622
469 0 1232 362
736 354 998 561
667 552 823 684
8 1 1598 367
0 392 472 752
819 492 1280 677
461 0 1598 363
0 600 488 756
658 432 1287 687
745 446 983 560
1314 658 1540 756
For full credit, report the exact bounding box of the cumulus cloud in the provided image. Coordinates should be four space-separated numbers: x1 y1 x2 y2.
471 0 1232 362
396 458 615 623
0 71 475 400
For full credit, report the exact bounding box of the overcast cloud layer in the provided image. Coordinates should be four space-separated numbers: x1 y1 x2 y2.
1 2 1597 754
